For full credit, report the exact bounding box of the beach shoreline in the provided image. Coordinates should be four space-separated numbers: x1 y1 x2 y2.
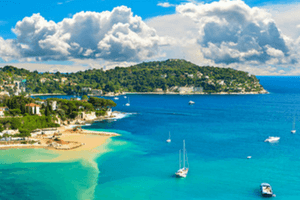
0 125 119 151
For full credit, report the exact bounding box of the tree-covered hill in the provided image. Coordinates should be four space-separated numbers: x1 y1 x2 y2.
0 59 266 94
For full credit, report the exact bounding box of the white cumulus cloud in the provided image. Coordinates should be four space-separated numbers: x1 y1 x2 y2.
0 6 167 62
176 0 293 65
157 2 175 8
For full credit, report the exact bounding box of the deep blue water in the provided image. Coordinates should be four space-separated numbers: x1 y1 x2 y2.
2 76 300 199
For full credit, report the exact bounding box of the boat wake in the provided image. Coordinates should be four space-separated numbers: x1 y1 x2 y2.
110 112 137 120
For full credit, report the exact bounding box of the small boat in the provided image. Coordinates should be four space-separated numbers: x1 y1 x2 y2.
264 136 280 143
247 156 252 159
125 97 130 106
260 183 274 197
114 97 119 100
291 117 296 134
175 140 189 178
166 132 171 143
124 96 127 99
188 101 195 105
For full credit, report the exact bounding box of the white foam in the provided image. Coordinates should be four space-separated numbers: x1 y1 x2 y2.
110 112 136 120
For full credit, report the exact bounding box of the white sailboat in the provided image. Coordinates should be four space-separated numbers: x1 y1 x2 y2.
125 97 130 106
175 140 189 178
166 132 171 143
291 117 296 134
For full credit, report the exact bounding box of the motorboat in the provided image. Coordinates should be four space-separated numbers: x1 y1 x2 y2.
188 101 195 105
247 156 252 159
264 136 280 143
260 183 274 197
114 97 119 100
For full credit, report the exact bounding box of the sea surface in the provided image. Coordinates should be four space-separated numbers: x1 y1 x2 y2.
1 76 300 200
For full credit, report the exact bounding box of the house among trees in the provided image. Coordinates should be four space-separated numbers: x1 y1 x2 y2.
0 107 9 116
25 103 41 115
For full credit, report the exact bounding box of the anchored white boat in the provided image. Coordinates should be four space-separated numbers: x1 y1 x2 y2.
260 183 275 197
175 140 189 178
291 117 296 134
264 136 280 143
166 132 171 143
125 97 130 106
188 101 195 105
124 96 127 99
114 97 119 100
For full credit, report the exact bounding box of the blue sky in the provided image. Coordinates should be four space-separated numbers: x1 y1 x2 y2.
1 0 300 75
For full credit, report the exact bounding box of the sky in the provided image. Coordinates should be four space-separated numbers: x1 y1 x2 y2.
1 0 300 75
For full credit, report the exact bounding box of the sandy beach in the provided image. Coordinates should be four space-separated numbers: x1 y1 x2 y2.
43 133 114 162
0 125 119 162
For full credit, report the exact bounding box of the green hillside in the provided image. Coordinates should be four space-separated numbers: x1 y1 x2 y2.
0 59 266 94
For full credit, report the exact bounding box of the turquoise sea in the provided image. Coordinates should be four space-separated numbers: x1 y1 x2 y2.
1 76 300 200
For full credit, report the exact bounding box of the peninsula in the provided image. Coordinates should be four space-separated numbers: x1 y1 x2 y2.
0 95 119 151
0 59 266 96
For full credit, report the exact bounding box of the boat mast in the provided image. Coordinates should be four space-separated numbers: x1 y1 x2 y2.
293 117 296 129
183 140 185 169
179 150 181 169
186 150 189 169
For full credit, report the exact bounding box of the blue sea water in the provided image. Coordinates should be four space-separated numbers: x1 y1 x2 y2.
2 76 300 200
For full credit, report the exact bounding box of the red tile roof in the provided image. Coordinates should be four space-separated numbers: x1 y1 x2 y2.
25 103 41 107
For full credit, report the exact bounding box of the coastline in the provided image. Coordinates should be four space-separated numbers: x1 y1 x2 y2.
27 90 269 97
123 90 269 95
29 93 66 96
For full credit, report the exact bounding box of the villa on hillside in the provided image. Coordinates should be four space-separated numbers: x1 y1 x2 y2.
25 103 41 115
61 77 68 83
0 107 9 116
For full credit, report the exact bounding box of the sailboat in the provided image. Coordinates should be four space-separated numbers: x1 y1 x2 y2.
166 132 171 143
175 140 189 178
291 117 296 134
125 97 130 106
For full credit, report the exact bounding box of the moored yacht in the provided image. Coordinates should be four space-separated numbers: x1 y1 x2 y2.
264 136 280 143
125 97 130 106
260 183 274 197
175 140 189 178
114 97 119 100
188 101 195 105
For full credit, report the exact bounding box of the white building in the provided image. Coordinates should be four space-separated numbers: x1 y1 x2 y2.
106 108 112 116
25 103 41 115
81 111 97 120
0 107 9 116
51 101 57 111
